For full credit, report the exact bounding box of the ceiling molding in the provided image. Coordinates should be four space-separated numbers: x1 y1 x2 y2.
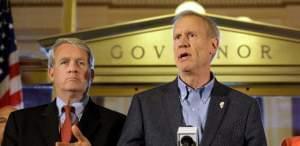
11 0 300 7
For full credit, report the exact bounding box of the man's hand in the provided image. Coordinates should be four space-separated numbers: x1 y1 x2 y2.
55 125 91 146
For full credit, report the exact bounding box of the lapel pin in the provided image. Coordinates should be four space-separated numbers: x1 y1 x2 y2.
219 101 224 109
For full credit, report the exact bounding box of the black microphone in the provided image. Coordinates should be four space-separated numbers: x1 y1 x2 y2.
181 135 196 146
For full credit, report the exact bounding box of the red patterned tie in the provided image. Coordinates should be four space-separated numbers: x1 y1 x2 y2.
61 105 73 143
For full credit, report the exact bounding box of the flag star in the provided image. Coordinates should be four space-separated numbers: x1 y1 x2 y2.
0 69 2 75
2 33 5 39
0 45 4 50
9 23 13 29
0 57 3 63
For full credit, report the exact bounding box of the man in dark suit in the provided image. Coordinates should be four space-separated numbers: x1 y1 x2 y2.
2 38 125 146
117 11 267 146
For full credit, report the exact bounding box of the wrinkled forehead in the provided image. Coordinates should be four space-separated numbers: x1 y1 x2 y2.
54 43 88 56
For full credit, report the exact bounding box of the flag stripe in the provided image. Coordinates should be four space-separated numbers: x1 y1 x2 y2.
9 62 20 78
0 91 10 107
0 0 23 109
10 75 22 94
10 90 22 108
0 76 9 97
0 90 21 107
9 50 19 66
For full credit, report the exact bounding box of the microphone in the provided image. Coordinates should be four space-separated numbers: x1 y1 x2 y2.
177 126 198 146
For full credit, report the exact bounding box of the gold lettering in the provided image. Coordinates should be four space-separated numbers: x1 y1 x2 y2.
154 45 165 59
261 45 272 59
111 45 123 59
131 46 145 59
217 45 228 59
237 45 251 58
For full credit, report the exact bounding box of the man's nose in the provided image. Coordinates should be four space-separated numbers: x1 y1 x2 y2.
68 61 79 73
178 36 190 48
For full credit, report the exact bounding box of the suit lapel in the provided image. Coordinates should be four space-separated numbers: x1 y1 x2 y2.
78 99 101 142
161 79 183 144
201 80 230 146
39 100 60 145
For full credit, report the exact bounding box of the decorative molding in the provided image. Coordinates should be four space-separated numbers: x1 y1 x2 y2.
35 13 300 84
11 0 300 7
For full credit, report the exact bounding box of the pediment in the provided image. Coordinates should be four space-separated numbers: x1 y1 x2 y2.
38 13 300 84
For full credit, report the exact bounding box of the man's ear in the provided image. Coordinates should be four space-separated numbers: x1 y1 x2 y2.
48 67 54 82
210 38 219 55
90 69 95 81
88 69 95 86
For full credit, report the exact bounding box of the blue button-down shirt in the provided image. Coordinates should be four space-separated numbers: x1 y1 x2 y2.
56 96 89 125
178 75 215 142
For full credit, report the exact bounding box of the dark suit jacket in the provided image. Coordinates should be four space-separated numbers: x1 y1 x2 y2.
2 98 126 146
117 79 267 146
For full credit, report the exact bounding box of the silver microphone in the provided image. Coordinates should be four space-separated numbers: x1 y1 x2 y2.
177 126 198 146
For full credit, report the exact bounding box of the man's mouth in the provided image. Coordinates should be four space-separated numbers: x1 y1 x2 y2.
178 52 190 60
67 77 79 81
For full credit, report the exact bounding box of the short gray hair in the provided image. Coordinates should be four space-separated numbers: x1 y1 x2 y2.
48 38 95 69
173 11 220 42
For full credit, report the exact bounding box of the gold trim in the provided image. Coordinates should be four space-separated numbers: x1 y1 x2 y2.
88 84 300 97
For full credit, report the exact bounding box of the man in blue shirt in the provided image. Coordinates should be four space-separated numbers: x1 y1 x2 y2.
117 11 267 146
2 38 125 146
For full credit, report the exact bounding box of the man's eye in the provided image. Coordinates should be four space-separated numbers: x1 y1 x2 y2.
174 35 180 40
188 33 196 38
78 61 86 66
60 61 67 64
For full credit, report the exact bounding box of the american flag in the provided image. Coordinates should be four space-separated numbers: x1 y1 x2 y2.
0 0 23 109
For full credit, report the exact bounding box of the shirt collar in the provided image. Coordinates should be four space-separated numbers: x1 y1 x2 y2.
177 73 215 101
56 96 89 120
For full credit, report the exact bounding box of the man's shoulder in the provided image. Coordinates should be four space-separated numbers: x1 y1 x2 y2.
12 103 49 115
216 81 257 105
135 81 176 99
89 101 126 120
7 103 51 122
